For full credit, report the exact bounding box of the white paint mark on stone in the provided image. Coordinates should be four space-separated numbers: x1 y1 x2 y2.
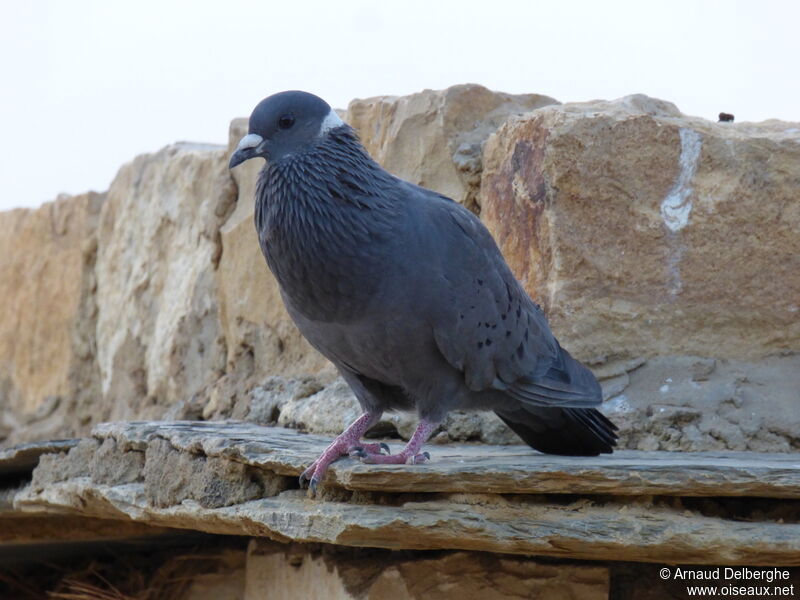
319 109 345 136
661 128 702 232
659 384 670 394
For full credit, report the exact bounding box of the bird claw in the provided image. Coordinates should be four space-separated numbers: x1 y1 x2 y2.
299 469 320 497
300 439 393 495
406 451 430 465
347 443 390 459
349 447 368 459
299 465 319 496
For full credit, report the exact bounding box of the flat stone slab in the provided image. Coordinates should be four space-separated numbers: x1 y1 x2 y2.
7 421 800 566
95 421 800 498
0 439 78 476
15 479 800 566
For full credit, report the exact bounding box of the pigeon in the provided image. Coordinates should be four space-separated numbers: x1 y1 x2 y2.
229 91 618 495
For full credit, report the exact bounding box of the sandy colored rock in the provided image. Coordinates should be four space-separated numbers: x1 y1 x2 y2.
0 192 103 443
481 95 800 362
347 84 558 212
143 437 283 509
95 143 237 421
244 542 608 600
90 437 144 485
245 549 354 600
365 552 608 600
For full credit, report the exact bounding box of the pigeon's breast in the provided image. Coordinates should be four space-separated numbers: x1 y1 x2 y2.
256 196 394 324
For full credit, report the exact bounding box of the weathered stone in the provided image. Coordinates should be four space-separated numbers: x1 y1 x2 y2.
481 95 800 362
17 479 800 566
0 192 103 444
228 375 325 424
183 551 246 600
90 422 800 498
0 514 184 545
244 541 609 600
30 438 98 490
89 437 144 485
0 439 78 476
604 354 800 452
143 438 271 509
347 84 558 212
13 422 800 566
363 552 608 600
277 378 362 434
95 143 237 423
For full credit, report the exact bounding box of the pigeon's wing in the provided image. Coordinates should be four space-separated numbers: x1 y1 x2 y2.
418 191 602 408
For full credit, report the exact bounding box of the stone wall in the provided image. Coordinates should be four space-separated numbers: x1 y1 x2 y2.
1 84 798 451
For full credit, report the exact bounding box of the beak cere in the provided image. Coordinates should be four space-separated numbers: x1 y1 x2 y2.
229 133 265 169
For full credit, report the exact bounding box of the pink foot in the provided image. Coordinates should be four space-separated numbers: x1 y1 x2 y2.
348 442 391 459
358 419 438 466
299 412 382 496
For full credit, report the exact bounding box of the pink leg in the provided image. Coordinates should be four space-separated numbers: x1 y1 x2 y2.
361 419 439 465
300 412 382 495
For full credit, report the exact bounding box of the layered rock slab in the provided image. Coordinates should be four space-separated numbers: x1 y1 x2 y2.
11 422 800 566
88 421 800 498
17 477 800 567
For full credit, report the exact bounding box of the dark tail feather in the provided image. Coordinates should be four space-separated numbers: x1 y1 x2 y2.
495 407 618 456
506 343 604 408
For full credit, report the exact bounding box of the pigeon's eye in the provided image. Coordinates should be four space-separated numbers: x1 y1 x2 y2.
278 114 295 129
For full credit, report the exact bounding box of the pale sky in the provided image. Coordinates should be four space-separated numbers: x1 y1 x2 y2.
1 0 798 211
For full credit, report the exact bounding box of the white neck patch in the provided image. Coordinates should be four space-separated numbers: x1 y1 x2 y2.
319 109 345 136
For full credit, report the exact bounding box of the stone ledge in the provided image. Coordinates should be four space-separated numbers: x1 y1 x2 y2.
0 439 78 476
15 478 800 566
94 421 800 498
5 421 800 567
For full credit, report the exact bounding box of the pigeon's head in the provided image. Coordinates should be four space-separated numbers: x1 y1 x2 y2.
229 91 345 169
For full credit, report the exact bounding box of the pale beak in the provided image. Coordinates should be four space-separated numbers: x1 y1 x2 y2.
229 133 267 168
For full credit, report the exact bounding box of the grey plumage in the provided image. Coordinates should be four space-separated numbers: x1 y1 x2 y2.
230 91 617 487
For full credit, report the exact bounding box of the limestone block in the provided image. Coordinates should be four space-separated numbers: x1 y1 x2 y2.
481 95 800 362
95 143 237 420
347 84 558 212
0 192 103 442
